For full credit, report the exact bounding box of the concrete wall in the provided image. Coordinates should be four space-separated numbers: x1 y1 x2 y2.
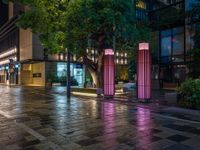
32 62 45 86
19 29 33 61
8 2 13 20
20 64 33 85
32 34 43 60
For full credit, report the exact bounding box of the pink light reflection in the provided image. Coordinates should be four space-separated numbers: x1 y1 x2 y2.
101 102 117 145
136 107 153 149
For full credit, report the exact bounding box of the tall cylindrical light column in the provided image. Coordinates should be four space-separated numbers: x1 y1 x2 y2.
104 49 115 97
137 42 151 101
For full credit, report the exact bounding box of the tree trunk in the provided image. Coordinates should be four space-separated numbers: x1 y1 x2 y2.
96 50 104 88
83 51 104 88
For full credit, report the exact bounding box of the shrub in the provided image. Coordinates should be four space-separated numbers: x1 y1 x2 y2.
177 78 200 109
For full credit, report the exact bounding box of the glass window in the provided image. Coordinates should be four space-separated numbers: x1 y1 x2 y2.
161 36 171 56
172 34 184 55
173 27 183 34
161 29 171 37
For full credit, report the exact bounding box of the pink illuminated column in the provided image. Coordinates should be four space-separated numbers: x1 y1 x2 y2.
104 49 115 97
137 42 151 100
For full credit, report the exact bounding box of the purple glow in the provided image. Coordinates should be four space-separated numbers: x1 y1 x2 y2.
105 49 114 55
137 42 151 100
139 42 149 50
104 49 115 97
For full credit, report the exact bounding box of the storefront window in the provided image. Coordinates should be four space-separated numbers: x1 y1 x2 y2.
160 27 184 62
57 63 84 87
173 34 184 55
161 36 171 56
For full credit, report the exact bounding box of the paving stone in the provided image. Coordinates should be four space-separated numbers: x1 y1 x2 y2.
167 134 190 142
0 86 200 150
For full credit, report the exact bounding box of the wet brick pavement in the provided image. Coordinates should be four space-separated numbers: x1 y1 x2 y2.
0 86 200 150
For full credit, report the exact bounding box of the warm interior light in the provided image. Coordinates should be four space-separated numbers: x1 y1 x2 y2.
0 47 17 59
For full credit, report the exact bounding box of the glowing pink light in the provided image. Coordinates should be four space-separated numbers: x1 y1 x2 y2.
139 43 149 50
137 42 151 100
104 49 115 97
105 49 114 55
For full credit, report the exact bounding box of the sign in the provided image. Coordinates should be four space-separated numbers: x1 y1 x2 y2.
33 73 42 78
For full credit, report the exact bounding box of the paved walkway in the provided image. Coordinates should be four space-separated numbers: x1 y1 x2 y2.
0 86 200 150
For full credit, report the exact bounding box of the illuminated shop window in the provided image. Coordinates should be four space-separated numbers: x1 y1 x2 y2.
116 59 119 64
136 0 146 9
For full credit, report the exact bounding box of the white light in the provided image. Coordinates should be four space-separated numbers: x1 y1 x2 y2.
0 48 17 59
15 64 19 68
121 59 123 64
60 54 64 60
0 60 9 65
73 55 76 61
125 59 127 64
0 56 17 65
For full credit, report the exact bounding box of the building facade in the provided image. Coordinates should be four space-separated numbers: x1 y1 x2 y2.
0 1 86 86
0 1 129 87
136 0 200 89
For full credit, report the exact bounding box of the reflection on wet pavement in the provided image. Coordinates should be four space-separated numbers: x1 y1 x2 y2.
0 86 200 150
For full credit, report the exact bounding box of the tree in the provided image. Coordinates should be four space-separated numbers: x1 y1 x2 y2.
8 0 151 88
65 0 151 88
7 0 68 53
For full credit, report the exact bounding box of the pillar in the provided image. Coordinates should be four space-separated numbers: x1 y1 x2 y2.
137 42 151 101
104 49 115 97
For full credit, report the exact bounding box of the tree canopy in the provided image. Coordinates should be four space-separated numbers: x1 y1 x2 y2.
7 0 68 52
7 0 152 87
